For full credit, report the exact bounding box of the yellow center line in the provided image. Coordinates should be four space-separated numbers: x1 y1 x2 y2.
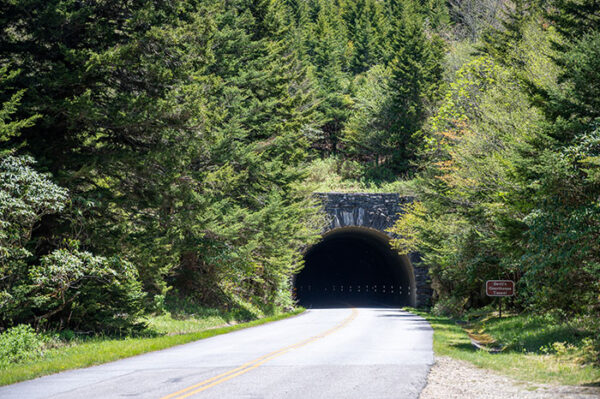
159 308 359 399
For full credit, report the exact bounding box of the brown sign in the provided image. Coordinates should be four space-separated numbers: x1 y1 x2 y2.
486 280 514 297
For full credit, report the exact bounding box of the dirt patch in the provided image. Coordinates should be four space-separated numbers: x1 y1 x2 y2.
419 356 600 399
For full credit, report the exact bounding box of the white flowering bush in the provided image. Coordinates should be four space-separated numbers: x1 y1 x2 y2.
0 156 144 333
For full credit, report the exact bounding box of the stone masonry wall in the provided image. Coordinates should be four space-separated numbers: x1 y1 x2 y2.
314 192 432 308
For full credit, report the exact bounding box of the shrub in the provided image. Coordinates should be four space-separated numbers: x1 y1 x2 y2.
431 296 468 317
152 294 167 315
0 324 44 368
0 155 146 334
28 249 146 333
0 155 68 324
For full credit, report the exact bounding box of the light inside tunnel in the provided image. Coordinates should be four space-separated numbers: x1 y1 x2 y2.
295 227 415 308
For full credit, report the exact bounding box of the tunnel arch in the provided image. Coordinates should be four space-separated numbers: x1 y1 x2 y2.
295 226 416 308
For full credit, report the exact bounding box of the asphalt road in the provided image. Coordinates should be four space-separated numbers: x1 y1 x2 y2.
0 307 433 399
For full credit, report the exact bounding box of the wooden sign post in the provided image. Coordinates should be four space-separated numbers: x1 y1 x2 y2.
486 280 515 318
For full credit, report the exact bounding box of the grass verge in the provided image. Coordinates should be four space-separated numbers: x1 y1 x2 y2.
408 308 600 386
0 308 304 387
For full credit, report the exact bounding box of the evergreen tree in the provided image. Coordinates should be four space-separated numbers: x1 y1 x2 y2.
0 0 325 313
386 3 444 172
538 0 600 133
343 65 396 166
546 0 600 46
166 0 325 308
514 0 600 316
343 0 387 74
0 67 38 155
479 0 539 66
306 1 352 155
350 1 378 73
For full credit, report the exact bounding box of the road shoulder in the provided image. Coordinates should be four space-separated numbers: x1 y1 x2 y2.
0 309 305 387
420 356 600 399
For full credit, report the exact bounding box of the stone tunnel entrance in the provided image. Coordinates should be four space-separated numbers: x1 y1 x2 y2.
295 227 416 308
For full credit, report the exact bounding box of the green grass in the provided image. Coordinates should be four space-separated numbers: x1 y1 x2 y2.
146 300 246 335
409 308 600 386
147 312 235 335
0 308 304 387
303 157 416 194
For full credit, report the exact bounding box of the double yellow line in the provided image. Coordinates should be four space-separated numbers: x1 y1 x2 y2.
160 308 359 399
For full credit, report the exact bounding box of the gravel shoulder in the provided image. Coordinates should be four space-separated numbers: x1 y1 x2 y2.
420 356 600 399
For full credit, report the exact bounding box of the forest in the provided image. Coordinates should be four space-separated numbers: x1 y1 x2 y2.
0 0 598 363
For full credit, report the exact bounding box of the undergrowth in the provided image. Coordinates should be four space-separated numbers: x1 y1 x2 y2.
0 295 304 386
409 307 600 386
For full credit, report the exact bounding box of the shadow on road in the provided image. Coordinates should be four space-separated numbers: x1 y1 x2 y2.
299 299 404 309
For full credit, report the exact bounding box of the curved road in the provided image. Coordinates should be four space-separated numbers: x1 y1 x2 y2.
0 308 433 399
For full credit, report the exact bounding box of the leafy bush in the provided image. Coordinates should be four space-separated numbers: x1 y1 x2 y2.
581 337 600 365
28 249 146 333
0 156 68 288
152 294 167 315
0 156 145 333
0 155 69 327
431 296 468 317
0 324 44 368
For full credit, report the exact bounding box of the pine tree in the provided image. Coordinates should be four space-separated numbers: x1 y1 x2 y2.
386 3 444 172
527 0 600 140
547 0 600 46
512 0 600 316
307 1 351 155
479 0 538 65
342 0 387 74
0 67 38 155
167 0 325 307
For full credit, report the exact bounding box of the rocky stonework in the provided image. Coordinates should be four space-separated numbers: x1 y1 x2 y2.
409 252 433 309
314 192 411 232
315 192 432 308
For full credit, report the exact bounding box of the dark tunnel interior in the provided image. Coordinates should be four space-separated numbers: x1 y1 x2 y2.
295 227 414 308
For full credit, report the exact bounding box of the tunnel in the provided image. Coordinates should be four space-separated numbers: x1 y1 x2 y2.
295 227 416 308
